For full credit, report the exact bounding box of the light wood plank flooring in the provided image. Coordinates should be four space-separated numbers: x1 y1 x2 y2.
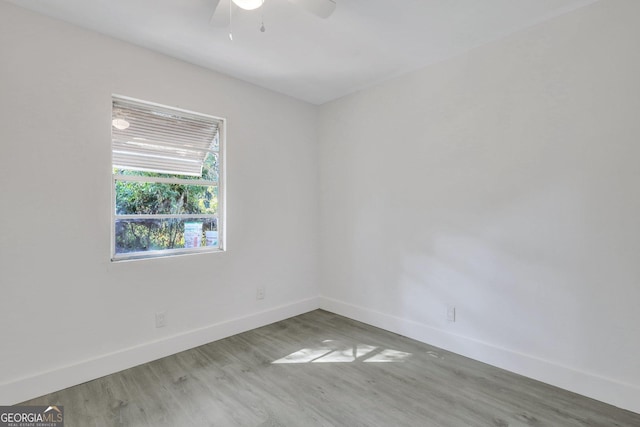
21 310 640 426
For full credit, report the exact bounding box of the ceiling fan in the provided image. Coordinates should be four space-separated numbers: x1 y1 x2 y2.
210 0 336 28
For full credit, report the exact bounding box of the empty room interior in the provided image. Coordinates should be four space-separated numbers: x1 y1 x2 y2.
1 0 639 425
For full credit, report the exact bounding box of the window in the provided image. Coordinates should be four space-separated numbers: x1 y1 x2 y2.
111 95 225 261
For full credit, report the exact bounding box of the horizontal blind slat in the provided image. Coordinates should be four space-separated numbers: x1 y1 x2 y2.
112 96 222 176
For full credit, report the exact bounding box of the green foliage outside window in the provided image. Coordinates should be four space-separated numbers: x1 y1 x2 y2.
114 153 219 254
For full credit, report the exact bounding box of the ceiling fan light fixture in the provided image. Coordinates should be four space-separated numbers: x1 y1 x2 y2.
112 118 130 130
232 0 263 11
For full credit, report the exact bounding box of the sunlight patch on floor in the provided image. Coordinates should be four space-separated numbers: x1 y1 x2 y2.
363 349 412 363
272 340 412 364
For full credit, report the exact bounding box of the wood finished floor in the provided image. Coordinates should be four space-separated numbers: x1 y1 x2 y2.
21 310 640 426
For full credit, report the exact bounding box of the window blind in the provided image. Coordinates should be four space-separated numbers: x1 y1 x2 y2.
112 96 221 177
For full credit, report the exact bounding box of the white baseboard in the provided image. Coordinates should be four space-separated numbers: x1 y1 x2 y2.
319 296 640 414
0 297 320 405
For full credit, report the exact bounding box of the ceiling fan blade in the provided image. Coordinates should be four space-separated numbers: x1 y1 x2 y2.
288 0 336 19
209 0 232 27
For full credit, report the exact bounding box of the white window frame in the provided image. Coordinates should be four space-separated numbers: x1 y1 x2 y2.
110 95 226 262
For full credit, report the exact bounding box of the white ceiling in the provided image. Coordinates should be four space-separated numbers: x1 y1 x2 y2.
7 0 597 104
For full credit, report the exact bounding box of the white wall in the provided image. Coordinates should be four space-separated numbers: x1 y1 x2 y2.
0 2 319 404
319 0 640 413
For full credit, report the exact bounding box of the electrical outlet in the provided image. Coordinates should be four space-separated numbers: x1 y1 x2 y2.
256 286 265 300
155 311 167 328
446 305 456 323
